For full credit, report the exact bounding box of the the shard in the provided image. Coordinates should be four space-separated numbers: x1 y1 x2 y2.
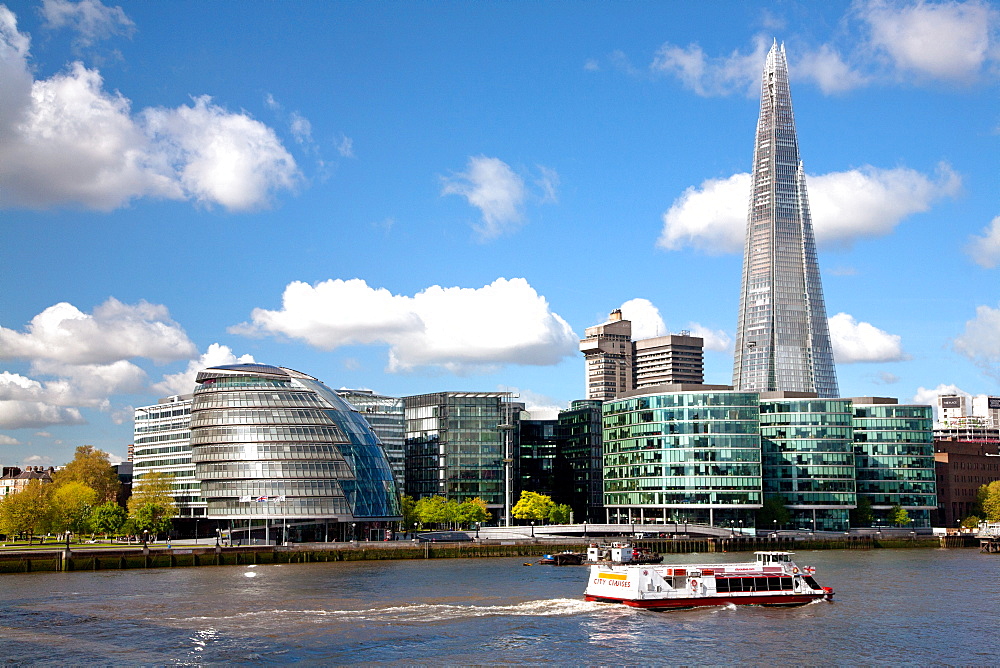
732 41 839 397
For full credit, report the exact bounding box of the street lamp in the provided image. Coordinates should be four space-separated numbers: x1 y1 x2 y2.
65 531 71 551
215 528 221 547
142 530 149 548
413 522 418 538
475 522 481 539
195 519 199 545
351 522 357 541
530 521 535 538
772 519 777 536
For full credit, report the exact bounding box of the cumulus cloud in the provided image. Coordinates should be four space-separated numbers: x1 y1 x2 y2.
23 454 55 467
966 216 1000 268
685 323 733 353
442 156 527 240
651 34 770 96
0 434 20 445
40 0 134 50
0 372 87 428
795 44 868 94
152 343 255 397
0 298 196 365
658 164 960 254
619 298 668 340
231 277 578 374
912 383 970 414
829 312 908 364
859 0 999 82
336 135 354 158
953 303 1000 381
0 8 299 211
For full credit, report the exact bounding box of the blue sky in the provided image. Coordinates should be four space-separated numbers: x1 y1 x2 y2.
1 0 999 468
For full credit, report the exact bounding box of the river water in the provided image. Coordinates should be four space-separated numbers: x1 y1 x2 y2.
0 548 996 665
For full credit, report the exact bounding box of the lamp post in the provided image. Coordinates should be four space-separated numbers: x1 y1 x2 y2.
738 519 743 537
195 519 199 545
475 522 480 539
142 530 148 548
413 522 417 539
530 521 535 538
772 519 777 536
215 528 220 548
65 531 71 552
351 522 357 542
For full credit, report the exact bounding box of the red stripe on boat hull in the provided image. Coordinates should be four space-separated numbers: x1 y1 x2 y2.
584 593 830 609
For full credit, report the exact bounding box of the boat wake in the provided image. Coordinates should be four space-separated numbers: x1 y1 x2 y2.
161 598 606 626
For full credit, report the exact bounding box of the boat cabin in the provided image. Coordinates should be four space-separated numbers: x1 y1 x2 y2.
754 551 794 566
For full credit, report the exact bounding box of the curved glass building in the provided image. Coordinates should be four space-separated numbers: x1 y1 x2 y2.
190 364 401 542
602 388 762 527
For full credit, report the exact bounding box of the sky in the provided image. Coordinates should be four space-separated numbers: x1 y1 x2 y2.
1 0 999 468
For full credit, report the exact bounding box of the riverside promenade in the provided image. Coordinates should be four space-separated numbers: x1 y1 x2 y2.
0 524 974 575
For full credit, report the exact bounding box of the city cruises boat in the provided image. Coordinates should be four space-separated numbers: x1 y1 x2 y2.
584 551 833 610
586 543 663 565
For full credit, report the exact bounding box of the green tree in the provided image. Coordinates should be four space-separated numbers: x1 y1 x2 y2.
400 495 419 532
54 445 120 504
547 503 572 524
130 503 173 537
90 502 128 539
415 496 450 528
850 496 874 527
128 472 177 536
50 481 98 535
887 504 911 527
512 491 555 522
0 479 52 543
755 495 792 528
456 498 491 527
960 515 982 529
978 481 1000 521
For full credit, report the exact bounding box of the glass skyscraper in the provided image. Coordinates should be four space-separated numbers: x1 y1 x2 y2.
733 41 839 397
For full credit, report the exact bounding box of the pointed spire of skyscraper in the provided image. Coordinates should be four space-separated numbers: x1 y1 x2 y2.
732 41 839 397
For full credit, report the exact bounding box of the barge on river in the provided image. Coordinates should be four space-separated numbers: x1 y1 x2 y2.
584 551 833 610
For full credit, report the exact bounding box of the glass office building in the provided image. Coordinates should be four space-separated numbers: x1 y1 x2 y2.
189 364 401 542
133 394 203 520
732 41 839 397
602 388 762 526
403 392 512 517
852 400 936 527
337 389 406 495
759 397 856 531
557 400 604 522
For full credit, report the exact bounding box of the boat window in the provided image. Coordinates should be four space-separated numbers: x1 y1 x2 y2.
803 576 820 589
781 576 793 589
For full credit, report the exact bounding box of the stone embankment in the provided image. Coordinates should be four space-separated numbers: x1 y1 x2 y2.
0 533 978 575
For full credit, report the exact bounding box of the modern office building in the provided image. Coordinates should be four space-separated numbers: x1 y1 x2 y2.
732 41 838 397
580 310 705 401
517 417 560 499
933 438 1000 527
338 389 406 494
602 385 762 526
133 394 203 520
557 400 604 523
851 398 936 527
759 393 856 531
972 395 1000 428
189 364 401 542
403 392 513 519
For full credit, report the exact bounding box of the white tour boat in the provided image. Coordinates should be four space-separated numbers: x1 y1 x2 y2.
584 551 834 610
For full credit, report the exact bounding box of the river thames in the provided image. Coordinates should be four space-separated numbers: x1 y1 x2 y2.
1 547 996 665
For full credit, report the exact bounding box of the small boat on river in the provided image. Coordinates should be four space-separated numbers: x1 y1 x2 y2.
585 543 663 565
538 551 585 565
584 551 833 610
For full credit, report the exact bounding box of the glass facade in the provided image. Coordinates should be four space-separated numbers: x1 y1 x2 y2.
733 41 839 397
557 400 604 522
602 391 762 525
133 395 203 518
517 418 559 499
190 364 401 524
852 403 936 527
404 392 511 511
760 398 855 531
337 389 406 495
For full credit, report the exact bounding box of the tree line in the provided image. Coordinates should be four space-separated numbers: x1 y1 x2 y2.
0 446 177 543
400 491 572 531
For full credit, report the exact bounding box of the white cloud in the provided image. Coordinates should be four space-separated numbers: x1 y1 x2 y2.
442 156 527 240
232 277 578 374
912 384 970 414
685 323 733 353
23 454 54 467
829 312 908 364
658 164 960 254
859 0 999 82
953 303 1000 381
0 8 299 211
336 134 354 158
288 112 312 145
152 343 255 397
650 35 771 97
619 299 667 339
34 431 53 438
795 44 868 94
508 387 566 420
876 371 900 385
535 165 559 204
0 298 196 365
966 215 1000 268
40 0 134 50
0 434 20 445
